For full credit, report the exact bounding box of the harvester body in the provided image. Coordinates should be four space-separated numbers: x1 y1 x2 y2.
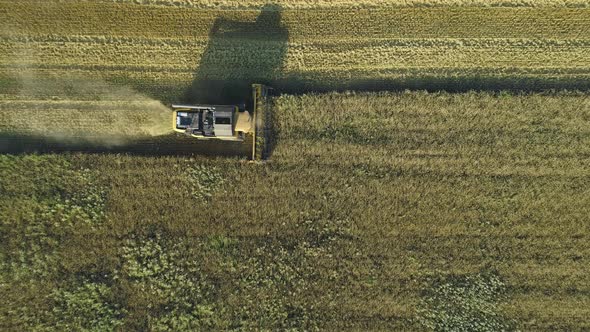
171 84 271 159
172 104 251 141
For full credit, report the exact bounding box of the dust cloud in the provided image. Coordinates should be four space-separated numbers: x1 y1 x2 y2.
0 72 174 146
0 43 174 147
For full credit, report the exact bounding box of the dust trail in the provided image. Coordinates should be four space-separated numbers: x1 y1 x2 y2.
0 41 173 147
0 72 173 147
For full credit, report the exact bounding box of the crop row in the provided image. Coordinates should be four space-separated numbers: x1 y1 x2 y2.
5 37 589 71
2 3 590 40
275 91 590 174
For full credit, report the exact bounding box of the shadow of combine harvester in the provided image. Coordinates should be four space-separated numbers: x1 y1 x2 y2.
185 4 288 105
179 4 288 159
0 5 288 159
0 132 250 157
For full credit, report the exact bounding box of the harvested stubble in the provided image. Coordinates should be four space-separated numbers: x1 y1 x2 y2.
1 2 590 99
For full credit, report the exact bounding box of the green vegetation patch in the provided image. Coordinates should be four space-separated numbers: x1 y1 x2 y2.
0 154 107 281
224 214 356 330
0 154 112 329
418 272 514 331
187 165 225 200
50 281 125 332
119 231 219 330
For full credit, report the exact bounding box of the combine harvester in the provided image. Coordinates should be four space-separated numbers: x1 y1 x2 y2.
0 84 272 158
171 84 272 160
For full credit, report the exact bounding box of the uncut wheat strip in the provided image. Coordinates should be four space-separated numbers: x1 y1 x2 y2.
274 140 590 182
504 263 590 289
291 124 590 157
3 37 590 78
278 91 590 133
350 90 587 118
502 295 590 324
2 3 589 39
275 97 590 169
285 39 590 71
277 92 590 139
18 0 590 9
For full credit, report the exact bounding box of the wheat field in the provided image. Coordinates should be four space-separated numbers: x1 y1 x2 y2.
2 1 590 101
1 0 590 331
2 91 589 330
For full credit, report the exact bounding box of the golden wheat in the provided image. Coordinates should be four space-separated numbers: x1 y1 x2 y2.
2 3 589 100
